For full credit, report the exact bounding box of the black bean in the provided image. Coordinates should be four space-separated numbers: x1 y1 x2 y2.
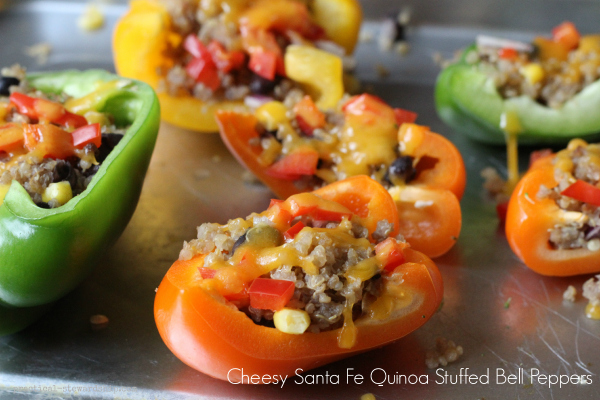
231 232 247 255
388 155 416 182
36 202 50 209
585 226 600 240
53 160 73 183
0 76 20 96
95 133 123 163
249 74 279 95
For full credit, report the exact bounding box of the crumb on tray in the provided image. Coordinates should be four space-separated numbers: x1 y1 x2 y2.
78 3 105 31
583 276 600 320
425 337 463 369
563 285 577 302
24 43 52 65
90 314 109 330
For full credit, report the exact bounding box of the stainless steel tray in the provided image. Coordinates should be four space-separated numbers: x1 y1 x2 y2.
2 1 600 399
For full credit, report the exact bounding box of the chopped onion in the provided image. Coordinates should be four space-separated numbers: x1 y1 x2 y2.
244 95 273 109
476 35 533 53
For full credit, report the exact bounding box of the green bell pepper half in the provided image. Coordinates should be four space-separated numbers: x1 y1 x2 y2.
435 45 600 145
0 69 160 335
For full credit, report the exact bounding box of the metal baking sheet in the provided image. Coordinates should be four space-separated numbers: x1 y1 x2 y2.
2 1 600 399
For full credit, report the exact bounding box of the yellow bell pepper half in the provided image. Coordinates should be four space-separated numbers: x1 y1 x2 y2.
113 0 362 132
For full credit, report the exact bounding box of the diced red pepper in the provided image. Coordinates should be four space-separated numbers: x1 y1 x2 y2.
375 238 407 273
269 199 284 209
498 47 518 60
71 123 101 149
186 57 221 91
9 92 36 116
552 21 580 50
293 96 325 136
393 108 418 126
342 94 396 126
0 123 25 153
198 267 216 279
561 180 600 207
248 51 278 81
247 278 295 311
23 124 74 159
284 221 305 241
184 34 210 59
208 41 245 74
265 148 319 180
496 201 509 224
54 111 88 130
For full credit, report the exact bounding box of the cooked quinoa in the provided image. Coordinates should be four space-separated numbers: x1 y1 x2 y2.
156 0 351 104
425 337 464 369
180 204 403 334
469 32 600 109
537 140 600 250
0 65 125 208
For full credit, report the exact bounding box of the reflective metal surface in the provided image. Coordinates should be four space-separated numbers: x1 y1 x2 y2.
1 1 600 399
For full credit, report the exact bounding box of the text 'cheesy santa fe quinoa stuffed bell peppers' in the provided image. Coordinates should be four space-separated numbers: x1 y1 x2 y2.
155 175 443 381
216 64 466 258
113 0 362 132
436 22 600 144
506 139 600 277
0 66 160 335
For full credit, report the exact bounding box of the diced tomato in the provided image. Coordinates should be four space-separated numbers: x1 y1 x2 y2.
375 238 408 273
23 124 74 159
284 221 305 241
552 21 580 50
498 47 518 60
248 51 278 81
496 201 509 224
342 94 396 126
208 41 245 73
248 278 295 311
561 180 600 206
186 57 221 91
198 267 216 279
293 96 325 136
71 123 101 149
10 92 87 129
0 123 25 153
265 148 319 180
393 108 418 127
529 148 553 169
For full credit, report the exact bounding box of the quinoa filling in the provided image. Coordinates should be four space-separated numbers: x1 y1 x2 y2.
537 140 600 250
467 29 600 109
0 65 125 208
179 208 401 336
156 0 351 103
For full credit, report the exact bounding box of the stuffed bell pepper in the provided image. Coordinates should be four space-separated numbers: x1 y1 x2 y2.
506 139 600 276
155 175 443 381
436 22 600 144
0 66 160 335
113 0 362 132
216 75 466 258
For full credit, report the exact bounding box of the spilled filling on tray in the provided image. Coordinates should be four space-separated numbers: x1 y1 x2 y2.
179 192 409 348
157 0 352 103
537 139 600 250
0 65 125 208
466 22 600 108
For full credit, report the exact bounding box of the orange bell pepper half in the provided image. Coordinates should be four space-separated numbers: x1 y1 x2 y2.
154 176 443 382
506 151 600 276
113 0 362 132
216 107 465 258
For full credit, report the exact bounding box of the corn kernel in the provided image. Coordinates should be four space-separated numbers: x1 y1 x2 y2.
273 308 311 334
255 101 288 131
567 138 588 151
520 63 545 85
42 182 73 206
0 184 10 206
